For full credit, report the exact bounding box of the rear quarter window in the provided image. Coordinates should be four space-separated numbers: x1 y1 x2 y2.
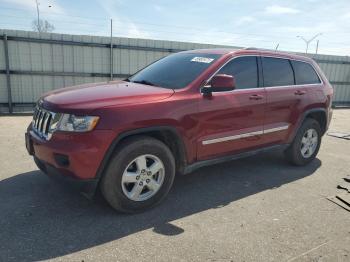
291 60 321 85
262 57 294 87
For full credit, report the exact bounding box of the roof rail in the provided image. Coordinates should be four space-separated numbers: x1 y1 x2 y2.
244 47 275 51
244 47 301 55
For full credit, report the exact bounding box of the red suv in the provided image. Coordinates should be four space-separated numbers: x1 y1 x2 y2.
25 48 333 213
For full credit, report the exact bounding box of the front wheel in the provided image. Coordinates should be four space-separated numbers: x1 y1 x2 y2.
285 118 322 166
100 136 175 213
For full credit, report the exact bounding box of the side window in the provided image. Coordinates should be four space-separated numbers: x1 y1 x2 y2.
291 60 321 85
262 57 294 87
217 56 258 89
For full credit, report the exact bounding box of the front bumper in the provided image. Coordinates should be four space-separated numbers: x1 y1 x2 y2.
34 156 98 198
26 124 116 196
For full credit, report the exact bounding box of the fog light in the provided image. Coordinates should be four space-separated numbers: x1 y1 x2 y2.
54 153 70 167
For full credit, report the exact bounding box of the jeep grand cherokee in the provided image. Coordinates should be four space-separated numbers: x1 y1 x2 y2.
25 48 333 213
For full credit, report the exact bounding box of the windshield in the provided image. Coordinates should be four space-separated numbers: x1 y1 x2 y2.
128 53 221 89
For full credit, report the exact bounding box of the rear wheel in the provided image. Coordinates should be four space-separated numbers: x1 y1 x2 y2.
285 118 322 166
100 136 175 213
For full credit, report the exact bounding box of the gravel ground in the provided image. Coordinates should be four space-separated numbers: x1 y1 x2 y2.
0 110 349 262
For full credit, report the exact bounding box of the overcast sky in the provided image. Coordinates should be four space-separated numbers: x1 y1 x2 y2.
1 0 350 56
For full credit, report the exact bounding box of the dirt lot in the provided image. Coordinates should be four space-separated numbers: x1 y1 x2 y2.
0 110 349 262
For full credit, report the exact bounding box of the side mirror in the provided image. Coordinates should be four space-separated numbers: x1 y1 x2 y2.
201 74 236 96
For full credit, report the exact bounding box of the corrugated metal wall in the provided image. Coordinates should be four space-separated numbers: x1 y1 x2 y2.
308 53 350 104
0 29 349 112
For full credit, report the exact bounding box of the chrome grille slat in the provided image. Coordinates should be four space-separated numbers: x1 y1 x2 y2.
40 112 47 133
44 114 51 135
35 111 41 129
37 112 44 130
42 113 49 134
31 106 55 140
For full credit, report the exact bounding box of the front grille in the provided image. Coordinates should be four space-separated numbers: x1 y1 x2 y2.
32 106 56 140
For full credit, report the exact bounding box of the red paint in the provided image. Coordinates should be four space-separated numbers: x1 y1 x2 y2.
196 87 267 159
29 129 116 179
27 49 333 181
211 74 236 89
43 81 174 114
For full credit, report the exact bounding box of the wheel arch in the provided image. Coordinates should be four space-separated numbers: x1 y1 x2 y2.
304 109 327 135
289 108 327 143
95 126 188 182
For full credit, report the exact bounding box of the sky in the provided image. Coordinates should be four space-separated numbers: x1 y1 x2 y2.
0 0 350 56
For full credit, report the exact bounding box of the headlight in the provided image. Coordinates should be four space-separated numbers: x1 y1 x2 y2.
57 114 100 132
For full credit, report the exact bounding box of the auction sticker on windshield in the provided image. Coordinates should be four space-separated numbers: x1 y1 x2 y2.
191 57 214 63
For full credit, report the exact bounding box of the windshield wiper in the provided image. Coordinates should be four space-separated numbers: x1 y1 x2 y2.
131 80 158 87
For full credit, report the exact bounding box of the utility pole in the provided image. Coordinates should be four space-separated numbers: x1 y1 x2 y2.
35 0 41 32
275 43 279 51
316 39 319 54
297 33 322 54
110 19 113 80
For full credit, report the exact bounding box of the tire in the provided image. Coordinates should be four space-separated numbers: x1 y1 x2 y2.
100 136 175 213
285 118 322 166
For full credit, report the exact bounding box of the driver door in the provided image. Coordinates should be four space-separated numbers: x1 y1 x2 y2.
196 56 266 160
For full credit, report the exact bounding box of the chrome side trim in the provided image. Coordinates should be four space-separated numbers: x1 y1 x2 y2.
202 130 263 145
264 83 321 90
202 124 289 145
263 125 289 134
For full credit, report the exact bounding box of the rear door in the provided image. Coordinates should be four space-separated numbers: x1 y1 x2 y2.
196 56 267 160
290 60 323 109
262 57 309 145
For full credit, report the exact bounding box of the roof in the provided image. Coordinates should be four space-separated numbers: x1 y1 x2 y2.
181 48 313 62
180 48 240 55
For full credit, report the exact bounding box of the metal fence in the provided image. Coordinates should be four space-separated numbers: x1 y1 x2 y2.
1 29 350 113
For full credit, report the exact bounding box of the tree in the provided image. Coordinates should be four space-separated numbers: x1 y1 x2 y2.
32 19 55 33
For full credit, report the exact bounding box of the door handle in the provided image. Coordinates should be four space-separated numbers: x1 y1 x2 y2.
294 90 306 95
249 94 264 100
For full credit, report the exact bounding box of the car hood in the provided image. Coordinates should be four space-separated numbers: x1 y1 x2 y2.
41 80 175 113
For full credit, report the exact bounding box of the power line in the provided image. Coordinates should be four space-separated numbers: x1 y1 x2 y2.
0 22 296 46
0 14 109 28
1 5 350 53
1 24 350 51
2 17 349 48
0 5 340 43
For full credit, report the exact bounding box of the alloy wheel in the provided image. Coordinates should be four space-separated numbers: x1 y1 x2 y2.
121 154 165 201
300 128 318 158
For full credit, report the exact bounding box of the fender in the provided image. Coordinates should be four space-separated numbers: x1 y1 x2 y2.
94 126 188 181
288 107 327 143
